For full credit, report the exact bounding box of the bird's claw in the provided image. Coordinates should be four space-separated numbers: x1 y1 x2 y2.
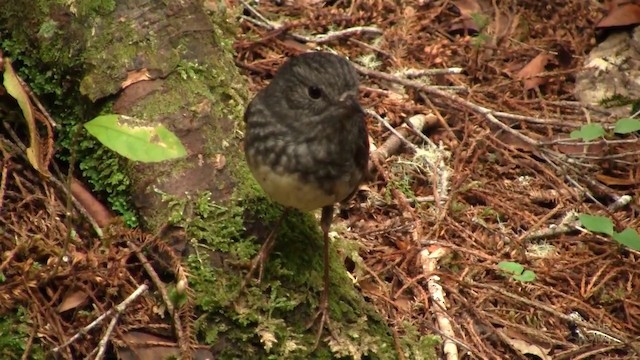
306 295 329 350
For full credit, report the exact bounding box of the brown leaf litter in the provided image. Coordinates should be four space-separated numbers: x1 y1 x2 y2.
235 0 639 358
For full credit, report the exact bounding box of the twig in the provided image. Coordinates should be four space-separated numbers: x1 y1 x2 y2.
472 282 640 355
239 0 274 29
525 195 633 240
0 159 7 211
571 150 640 161
419 248 459 360
132 246 188 355
294 26 383 44
17 75 58 128
0 130 103 237
20 325 38 360
239 0 382 45
347 38 394 59
91 313 120 360
52 284 148 353
397 68 464 77
492 110 582 126
539 138 640 146
367 110 419 151
524 211 579 240
356 64 541 148
368 112 450 210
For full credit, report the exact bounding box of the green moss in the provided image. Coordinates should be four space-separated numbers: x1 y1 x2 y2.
173 187 399 359
73 0 116 17
0 0 142 226
399 322 440 360
74 130 139 226
0 307 46 360
80 15 173 101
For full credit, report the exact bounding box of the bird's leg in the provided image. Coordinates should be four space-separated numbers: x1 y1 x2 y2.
241 208 289 289
307 205 334 349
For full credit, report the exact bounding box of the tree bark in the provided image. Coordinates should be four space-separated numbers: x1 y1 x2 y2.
0 0 396 358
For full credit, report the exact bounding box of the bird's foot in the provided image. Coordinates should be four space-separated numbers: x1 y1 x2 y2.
239 210 289 292
239 234 275 291
306 292 329 350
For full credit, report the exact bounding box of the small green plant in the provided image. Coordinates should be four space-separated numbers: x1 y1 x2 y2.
470 13 490 31
613 118 640 134
570 123 606 141
176 61 207 80
570 118 640 141
578 214 640 251
498 261 536 282
469 13 491 47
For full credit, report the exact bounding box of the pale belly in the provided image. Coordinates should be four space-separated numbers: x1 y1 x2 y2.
250 164 353 212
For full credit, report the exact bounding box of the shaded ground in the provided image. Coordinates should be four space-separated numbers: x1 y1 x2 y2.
233 0 639 358
1 0 639 359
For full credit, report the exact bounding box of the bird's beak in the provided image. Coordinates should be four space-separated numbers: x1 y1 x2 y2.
339 93 364 115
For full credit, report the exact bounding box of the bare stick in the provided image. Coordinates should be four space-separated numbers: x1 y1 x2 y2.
52 284 148 353
419 248 459 360
91 313 120 360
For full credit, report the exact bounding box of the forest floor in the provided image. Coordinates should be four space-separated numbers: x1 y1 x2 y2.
233 0 640 358
1 0 639 359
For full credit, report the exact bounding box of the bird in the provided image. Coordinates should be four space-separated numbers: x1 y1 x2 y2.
242 51 369 346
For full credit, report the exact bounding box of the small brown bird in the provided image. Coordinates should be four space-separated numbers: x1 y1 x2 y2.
243 51 369 345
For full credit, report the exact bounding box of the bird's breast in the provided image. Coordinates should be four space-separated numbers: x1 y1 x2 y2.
249 163 354 211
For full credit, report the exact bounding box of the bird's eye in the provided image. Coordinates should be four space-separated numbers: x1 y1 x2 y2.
307 86 322 99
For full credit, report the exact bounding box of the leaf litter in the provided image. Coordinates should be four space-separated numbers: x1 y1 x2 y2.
235 0 640 357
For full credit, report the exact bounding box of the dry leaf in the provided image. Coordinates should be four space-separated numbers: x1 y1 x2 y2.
597 3 640 28
117 331 214 360
552 140 605 156
449 0 485 34
57 290 89 313
212 154 226 170
3 59 50 176
516 54 550 90
595 173 638 185
121 68 152 89
452 0 482 16
500 331 551 360
394 295 413 313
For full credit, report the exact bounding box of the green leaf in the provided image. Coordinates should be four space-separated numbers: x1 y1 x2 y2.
578 214 614 235
569 123 605 141
613 118 640 134
498 261 524 275
513 270 536 282
498 262 536 282
84 115 187 162
612 228 640 251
